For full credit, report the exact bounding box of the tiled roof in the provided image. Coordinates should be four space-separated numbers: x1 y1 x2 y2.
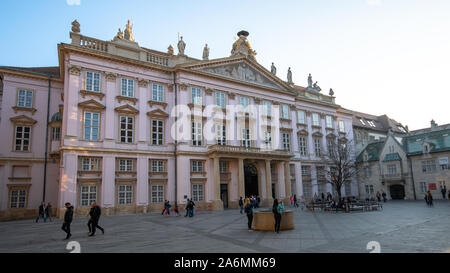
0 66 60 78
356 141 385 162
348 110 408 134
383 153 401 162
403 127 450 156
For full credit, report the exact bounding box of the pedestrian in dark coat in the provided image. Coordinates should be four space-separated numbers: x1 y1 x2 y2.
441 186 447 199
184 199 191 217
35 202 47 223
244 198 253 231
88 202 104 236
45 202 52 222
61 203 73 240
426 191 433 207
382 191 387 202
239 197 244 214
272 199 281 233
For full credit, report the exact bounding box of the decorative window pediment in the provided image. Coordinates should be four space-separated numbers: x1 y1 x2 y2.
78 99 105 111
297 129 309 136
10 115 37 126
312 131 323 137
115 104 139 115
326 133 337 139
147 109 169 119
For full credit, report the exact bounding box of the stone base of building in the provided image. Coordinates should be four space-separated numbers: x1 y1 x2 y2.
0 208 57 222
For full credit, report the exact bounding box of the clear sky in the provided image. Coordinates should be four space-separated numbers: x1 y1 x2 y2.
1 0 449 130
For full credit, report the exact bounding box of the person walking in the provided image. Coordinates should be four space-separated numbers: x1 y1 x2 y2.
163 200 171 216
174 203 180 216
426 191 433 207
441 186 447 200
289 196 293 207
275 199 285 233
45 202 52 222
382 191 387 203
35 202 47 223
184 199 191 217
88 202 104 236
244 198 253 231
61 202 73 240
376 192 381 202
239 197 244 214
448 189 450 200
294 194 298 208
272 199 279 233
189 199 195 217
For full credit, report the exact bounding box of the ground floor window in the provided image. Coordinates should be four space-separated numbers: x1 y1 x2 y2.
420 182 427 193
317 183 325 196
302 183 311 198
151 184 164 203
192 183 204 202
118 185 133 205
80 185 97 207
10 189 26 208
365 184 374 197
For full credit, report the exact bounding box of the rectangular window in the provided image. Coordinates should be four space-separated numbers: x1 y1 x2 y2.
420 182 427 193
299 136 307 156
327 139 335 153
317 183 325 196
215 124 226 145
119 116 134 143
219 161 228 173
191 161 204 173
14 126 31 151
263 131 272 149
314 138 321 157
151 184 164 203
297 110 306 124
192 184 204 202
215 92 226 109
192 122 202 146
80 185 97 207
365 185 374 196
239 96 249 112
242 128 251 148
302 183 311 198
118 185 133 205
339 120 345 133
52 127 61 141
422 160 436 173
10 189 26 208
152 83 164 102
439 157 449 170
151 160 165 172
17 89 33 108
263 101 271 117
326 115 333 128
312 113 320 127
281 104 289 119
282 133 290 151
301 166 310 176
191 87 203 105
84 112 100 141
387 164 397 174
121 78 134 97
151 120 164 145
85 71 101 92
81 157 100 171
118 159 133 172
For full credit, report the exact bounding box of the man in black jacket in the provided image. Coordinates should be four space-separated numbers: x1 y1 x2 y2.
88 202 104 236
35 202 47 223
61 202 73 240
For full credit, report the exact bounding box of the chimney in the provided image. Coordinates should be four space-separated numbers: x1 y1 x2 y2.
431 119 437 129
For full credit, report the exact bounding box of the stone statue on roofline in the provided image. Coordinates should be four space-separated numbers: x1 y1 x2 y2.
178 36 186 56
202 44 209 60
271 62 277 75
308 73 313 88
287 67 293 84
168 45 174 55
329 88 334 96
71 19 80 33
231 30 256 60
124 20 135 42
313 81 321 92
115 28 124 40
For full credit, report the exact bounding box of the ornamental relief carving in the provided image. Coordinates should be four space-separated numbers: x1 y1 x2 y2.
69 66 81 76
138 79 148 88
105 73 117 81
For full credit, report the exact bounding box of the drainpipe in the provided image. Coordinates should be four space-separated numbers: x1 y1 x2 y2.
43 76 52 202
173 71 178 206
408 156 417 200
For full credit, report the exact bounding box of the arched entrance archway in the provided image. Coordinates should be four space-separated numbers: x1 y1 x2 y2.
390 184 405 200
244 163 258 198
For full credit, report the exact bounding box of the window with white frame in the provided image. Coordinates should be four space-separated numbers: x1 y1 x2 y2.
151 160 165 172
81 158 100 171
439 157 449 170
151 120 164 145
219 161 228 173
215 92 226 109
192 183 204 202
297 110 306 124
242 128 251 148
9 189 26 208
263 131 272 149
422 160 436 173
263 101 271 117
119 116 134 143
420 182 427 193
192 121 202 146
152 83 164 102
314 137 322 157
80 185 97 206
363 167 372 178
83 112 100 141
299 136 307 156
302 183 311 198
239 96 249 112
191 87 203 105
301 166 310 176
281 104 289 119
312 113 320 126
121 78 135 97
151 184 164 203
85 71 101 92
365 185 374 196
339 120 345 133
118 185 133 205
326 115 333 128
215 124 226 145
327 139 335 153
387 164 397 174
191 161 204 173
118 159 133 172
282 132 290 151
52 127 60 141
317 183 325 196
14 126 31 151
17 89 33 108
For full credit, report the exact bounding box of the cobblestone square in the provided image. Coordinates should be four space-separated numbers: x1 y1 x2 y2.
0 201 449 253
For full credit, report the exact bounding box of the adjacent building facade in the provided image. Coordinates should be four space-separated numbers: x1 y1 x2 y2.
1 20 358 220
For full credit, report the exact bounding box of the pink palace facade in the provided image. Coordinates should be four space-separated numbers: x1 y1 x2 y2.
0 21 356 220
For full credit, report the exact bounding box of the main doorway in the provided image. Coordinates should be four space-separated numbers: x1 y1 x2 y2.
244 163 258 198
220 184 228 208
390 184 405 200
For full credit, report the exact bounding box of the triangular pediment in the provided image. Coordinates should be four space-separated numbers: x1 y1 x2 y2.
78 99 105 110
183 57 292 92
115 104 139 115
147 109 169 119
10 115 37 125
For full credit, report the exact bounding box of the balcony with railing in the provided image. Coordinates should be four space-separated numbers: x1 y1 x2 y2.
207 144 293 159
382 172 408 181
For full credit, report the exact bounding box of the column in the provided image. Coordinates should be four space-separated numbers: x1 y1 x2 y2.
265 159 273 206
58 153 77 218
238 158 245 199
284 161 292 201
137 81 148 149
102 155 115 215
136 156 148 213
213 157 221 200
104 75 116 148
295 162 303 198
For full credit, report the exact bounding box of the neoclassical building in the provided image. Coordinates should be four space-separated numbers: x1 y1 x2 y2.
0 20 357 220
